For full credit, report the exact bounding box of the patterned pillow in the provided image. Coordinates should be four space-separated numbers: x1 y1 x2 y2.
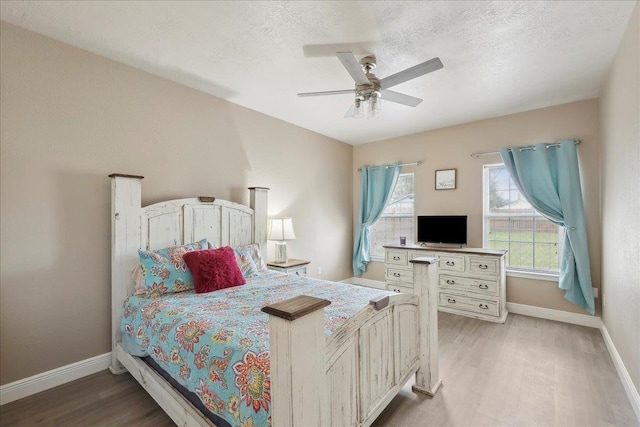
248 243 268 273
233 244 260 278
183 247 246 293
137 239 207 297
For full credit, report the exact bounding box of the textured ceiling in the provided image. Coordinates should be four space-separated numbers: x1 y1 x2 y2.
0 1 636 145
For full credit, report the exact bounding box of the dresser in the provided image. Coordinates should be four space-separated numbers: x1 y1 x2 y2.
383 245 508 323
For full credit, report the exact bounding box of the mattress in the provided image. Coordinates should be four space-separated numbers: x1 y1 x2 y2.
121 270 392 427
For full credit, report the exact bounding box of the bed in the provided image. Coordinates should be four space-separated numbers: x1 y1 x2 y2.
109 174 441 427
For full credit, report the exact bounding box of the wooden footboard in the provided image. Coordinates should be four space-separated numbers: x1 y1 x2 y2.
263 258 440 427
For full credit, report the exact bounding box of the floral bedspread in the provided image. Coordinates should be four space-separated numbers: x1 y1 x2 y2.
121 271 392 427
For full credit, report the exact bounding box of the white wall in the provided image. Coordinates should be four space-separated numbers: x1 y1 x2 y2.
600 3 640 396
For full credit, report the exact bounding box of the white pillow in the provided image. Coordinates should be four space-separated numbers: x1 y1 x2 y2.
249 243 268 272
209 242 267 272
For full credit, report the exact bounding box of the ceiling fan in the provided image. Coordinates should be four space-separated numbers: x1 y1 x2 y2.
297 52 443 119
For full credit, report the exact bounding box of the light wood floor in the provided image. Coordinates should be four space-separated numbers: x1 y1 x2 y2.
1 312 637 427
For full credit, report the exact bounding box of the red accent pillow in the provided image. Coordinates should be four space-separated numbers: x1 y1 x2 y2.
183 247 246 293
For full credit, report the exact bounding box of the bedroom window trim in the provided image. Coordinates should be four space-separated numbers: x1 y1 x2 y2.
369 173 415 262
506 269 559 282
482 163 562 281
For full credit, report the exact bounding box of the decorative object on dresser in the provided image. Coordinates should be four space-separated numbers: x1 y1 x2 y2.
435 168 456 190
384 244 508 323
267 217 296 263
267 259 310 276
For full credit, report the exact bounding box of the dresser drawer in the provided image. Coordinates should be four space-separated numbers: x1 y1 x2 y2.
439 274 499 297
386 250 408 266
409 251 437 261
468 256 499 275
386 267 413 284
439 292 500 317
438 254 466 272
388 284 414 294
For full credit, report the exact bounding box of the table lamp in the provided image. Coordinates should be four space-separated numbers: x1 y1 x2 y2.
267 217 296 263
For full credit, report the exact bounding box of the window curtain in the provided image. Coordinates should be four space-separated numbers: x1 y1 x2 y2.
353 163 401 276
499 139 595 314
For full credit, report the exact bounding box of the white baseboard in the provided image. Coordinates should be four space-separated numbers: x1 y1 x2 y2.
0 352 111 406
341 277 386 290
506 302 601 328
600 323 640 423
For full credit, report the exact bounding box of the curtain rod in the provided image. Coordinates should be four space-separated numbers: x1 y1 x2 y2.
357 160 423 171
470 139 581 158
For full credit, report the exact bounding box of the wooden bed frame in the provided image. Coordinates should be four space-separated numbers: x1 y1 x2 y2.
109 174 441 427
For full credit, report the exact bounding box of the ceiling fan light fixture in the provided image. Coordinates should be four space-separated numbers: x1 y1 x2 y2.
352 98 364 118
352 91 381 119
366 92 381 119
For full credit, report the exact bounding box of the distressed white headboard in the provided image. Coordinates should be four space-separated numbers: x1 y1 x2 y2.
143 197 255 251
108 173 268 369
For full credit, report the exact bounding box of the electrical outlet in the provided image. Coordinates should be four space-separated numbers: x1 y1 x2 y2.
317 267 322 276
592 287 598 298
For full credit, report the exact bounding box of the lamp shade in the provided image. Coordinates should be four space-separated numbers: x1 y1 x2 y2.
352 98 364 118
267 217 296 241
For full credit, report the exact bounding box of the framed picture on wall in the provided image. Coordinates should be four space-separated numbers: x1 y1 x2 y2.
435 169 456 190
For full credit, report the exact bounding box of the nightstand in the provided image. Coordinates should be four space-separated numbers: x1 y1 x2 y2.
267 259 310 276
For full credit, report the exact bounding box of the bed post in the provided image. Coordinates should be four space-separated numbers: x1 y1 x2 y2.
410 257 442 396
262 295 331 427
249 187 269 261
109 174 144 374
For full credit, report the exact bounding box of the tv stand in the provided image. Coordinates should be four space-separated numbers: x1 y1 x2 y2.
383 244 508 323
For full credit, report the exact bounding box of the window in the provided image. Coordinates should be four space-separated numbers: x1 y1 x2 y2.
483 164 562 274
370 173 415 259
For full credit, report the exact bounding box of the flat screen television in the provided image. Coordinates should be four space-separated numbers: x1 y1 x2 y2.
417 215 467 245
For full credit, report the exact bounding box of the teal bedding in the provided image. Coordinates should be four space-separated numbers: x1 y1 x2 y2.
121 270 392 426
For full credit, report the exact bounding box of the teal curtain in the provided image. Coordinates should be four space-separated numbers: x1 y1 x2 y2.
353 164 401 276
499 140 595 314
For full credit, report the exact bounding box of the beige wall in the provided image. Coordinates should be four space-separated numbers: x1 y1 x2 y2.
0 23 353 385
600 4 639 394
354 99 602 315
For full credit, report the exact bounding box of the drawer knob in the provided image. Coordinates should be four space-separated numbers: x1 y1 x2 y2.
447 298 456 303
393 256 401 260
478 284 489 290
446 261 455 266
478 264 488 269
446 279 455 285
479 304 489 310
393 273 401 278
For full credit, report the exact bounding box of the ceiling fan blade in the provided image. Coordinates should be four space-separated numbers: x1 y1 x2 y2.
336 52 370 85
297 89 354 97
381 90 423 107
380 57 443 90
